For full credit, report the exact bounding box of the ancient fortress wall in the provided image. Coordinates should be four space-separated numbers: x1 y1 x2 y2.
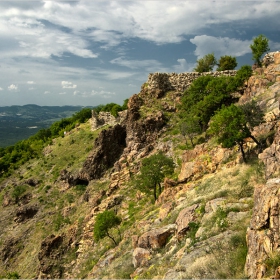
146 70 237 93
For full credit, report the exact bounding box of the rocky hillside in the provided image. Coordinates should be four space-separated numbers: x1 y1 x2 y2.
0 51 279 279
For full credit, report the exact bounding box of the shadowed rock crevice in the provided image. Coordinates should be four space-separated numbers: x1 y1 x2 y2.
79 124 127 181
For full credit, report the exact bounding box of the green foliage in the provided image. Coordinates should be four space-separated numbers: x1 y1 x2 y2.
209 102 263 162
194 53 217 73
179 116 202 147
217 55 237 71
0 272 21 279
134 152 174 201
93 210 122 246
11 185 27 203
94 99 128 117
234 65 253 87
53 213 71 231
250 34 270 66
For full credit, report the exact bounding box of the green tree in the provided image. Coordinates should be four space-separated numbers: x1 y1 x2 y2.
134 152 174 201
179 116 202 147
209 102 263 162
250 34 270 66
93 210 121 246
217 55 237 71
194 53 217 73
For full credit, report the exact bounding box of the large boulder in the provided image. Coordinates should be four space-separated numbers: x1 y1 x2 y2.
176 204 199 238
137 224 176 250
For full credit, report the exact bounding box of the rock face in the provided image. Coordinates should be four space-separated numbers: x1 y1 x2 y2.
79 124 127 181
245 178 280 278
244 52 280 279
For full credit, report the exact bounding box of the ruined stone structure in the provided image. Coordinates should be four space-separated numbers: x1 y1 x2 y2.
146 70 237 93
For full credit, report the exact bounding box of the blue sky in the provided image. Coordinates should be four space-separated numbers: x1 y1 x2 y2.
0 0 280 107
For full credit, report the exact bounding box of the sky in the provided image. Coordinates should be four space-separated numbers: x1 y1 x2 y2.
0 1 280 107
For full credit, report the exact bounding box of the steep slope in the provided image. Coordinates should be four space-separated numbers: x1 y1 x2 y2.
0 52 279 279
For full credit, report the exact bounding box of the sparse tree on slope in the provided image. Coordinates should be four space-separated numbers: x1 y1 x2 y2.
134 152 174 201
94 210 121 246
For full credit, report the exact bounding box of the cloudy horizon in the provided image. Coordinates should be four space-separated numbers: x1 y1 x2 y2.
1 0 280 107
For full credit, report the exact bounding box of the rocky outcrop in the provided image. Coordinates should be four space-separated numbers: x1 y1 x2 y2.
244 52 280 279
14 204 38 223
137 224 176 250
179 144 233 182
176 204 199 238
38 227 77 278
259 122 280 178
79 124 127 181
245 178 280 278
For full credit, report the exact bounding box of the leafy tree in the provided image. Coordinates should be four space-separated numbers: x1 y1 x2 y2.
134 152 174 201
93 210 121 246
250 34 270 66
217 55 237 71
209 102 263 162
179 116 202 147
194 53 217 73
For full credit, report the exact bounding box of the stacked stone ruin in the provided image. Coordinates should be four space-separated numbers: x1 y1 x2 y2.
146 70 237 93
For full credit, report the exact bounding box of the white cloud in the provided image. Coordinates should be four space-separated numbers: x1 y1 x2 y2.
8 84 18 91
44 91 50 94
190 35 251 58
62 81 77 89
59 92 66 95
0 87 3 91
173 58 195 73
27 81 35 84
110 57 162 70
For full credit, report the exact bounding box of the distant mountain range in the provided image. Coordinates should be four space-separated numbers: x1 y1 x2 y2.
0 104 89 147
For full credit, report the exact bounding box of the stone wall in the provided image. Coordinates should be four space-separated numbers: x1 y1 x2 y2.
146 70 237 93
91 110 127 130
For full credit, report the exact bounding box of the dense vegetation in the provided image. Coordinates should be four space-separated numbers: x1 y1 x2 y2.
93 99 128 117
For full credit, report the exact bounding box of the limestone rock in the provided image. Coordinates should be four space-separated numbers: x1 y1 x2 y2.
245 179 280 278
137 224 176 250
176 204 199 237
132 247 151 268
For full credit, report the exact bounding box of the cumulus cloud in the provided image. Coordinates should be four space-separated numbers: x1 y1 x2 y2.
0 87 3 91
190 35 251 58
173 59 194 73
8 84 18 91
59 92 66 95
27 81 35 84
62 81 77 89
44 91 50 94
